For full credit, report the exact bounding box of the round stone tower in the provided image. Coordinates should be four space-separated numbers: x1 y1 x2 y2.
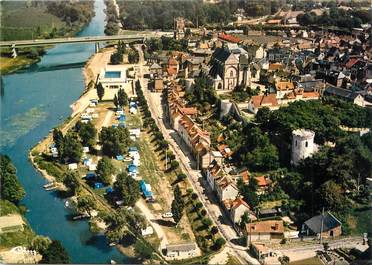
291 129 315 166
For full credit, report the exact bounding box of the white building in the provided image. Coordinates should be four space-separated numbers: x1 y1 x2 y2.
98 65 128 100
165 243 198 259
291 129 316 166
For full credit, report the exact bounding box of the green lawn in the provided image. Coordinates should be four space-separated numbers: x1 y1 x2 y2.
1 2 65 41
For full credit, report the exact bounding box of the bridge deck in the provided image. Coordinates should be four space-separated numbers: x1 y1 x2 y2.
0 33 172 48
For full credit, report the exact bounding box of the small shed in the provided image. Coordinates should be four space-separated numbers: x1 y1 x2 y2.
128 164 138 173
116 155 124 161
68 163 78 170
94 182 104 189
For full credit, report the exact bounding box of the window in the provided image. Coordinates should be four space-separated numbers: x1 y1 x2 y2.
305 141 308 147
295 140 297 146
230 70 234 77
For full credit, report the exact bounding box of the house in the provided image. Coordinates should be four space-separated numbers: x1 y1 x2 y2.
215 177 239 201
225 197 257 224
165 243 197 259
302 212 342 238
246 220 285 243
153 78 164 92
217 144 233 159
250 243 278 262
255 176 272 194
98 65 128 100
275 81 295 99
149 63 163 77
140 180 154 199
166 57 179 79
324 85 365 107
247 94 279 114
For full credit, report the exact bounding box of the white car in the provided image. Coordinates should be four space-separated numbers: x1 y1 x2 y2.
162 212 173 218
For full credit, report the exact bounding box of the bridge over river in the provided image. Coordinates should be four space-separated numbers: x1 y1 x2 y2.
0 32 173 57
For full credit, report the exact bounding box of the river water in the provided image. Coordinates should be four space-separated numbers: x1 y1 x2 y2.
0 1 128 263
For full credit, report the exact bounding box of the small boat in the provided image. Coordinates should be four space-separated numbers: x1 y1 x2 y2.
109 242 117 247
43 182 55 188
45 186 58 191
110 260 117 264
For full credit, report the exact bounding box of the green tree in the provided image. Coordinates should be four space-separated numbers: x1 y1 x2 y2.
177 173 187 182
211 226 219 236
171 199 183 225
0 155 25 204
202 217 212 228
96 82 105 101
278 255 290 265
317 180 348 212
31 236 51 254
76 121 97 147
53 128 64 151
96 157 115 185
114 172 140 206
214 237 226 250
62 171 81 195
117 88 128 107
61 131 82 163
77 195 96 217
174 185 184 208
170 160 179 171
40 240 70 264
99 127 132 157
134 240 153 260
113 94 119 109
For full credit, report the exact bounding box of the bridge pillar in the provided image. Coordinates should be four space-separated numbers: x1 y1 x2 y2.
94 42 100 53
11 47 17 58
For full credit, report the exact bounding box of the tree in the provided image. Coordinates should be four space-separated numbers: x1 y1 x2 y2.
200 209 207 217
31 236 51 253
99 127 132 157
40 240 70 264
170 160 179 170
177 173 187 182
195 202 203 211
240 211 251 229
211 226 219 236
76 121 97 147
0 155 25 204
53 128 64 150
134 240 153 260
96 157 115 185
202 217 212 228
238 178 259 209
110 52 123 65
174 185 184 208
61 131 82 163
96 82 105 101
62 171 81 195
113 94 119 109
317 180 348 212
278 255 290 265
214 237 226 250
117 88 128 107
171 199 183 225
114 172 140 206
77 195 96 217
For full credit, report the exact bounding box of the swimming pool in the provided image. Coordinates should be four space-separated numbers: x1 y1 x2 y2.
104 71 121 78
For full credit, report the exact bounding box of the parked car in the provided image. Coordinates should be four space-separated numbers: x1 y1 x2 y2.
162 212 173 218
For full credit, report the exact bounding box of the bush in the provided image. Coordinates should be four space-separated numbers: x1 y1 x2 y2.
214 237 226 250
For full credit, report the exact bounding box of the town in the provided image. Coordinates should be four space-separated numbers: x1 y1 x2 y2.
0 0 371 264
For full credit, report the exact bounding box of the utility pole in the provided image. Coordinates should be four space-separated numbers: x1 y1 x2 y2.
165 146 168 170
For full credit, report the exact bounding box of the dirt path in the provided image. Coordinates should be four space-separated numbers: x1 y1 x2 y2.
136 199 169 250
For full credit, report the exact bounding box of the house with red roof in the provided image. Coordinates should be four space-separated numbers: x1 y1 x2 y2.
248 94 279 114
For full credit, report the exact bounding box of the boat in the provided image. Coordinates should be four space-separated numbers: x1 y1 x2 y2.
43 182 55 188
110 260 117 264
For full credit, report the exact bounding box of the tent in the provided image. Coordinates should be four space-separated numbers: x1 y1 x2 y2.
106 187 113 193
116 155 124 161
128 147 138 152
128 164 138 173
118 115 126 122
85 172 96 179
94 182 104 189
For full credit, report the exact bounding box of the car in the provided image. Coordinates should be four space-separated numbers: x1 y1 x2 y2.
162 212 173 218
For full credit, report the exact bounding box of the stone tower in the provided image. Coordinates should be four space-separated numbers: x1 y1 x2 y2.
291 129 315 166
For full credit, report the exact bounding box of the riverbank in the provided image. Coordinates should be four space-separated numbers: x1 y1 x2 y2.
0 56 40 75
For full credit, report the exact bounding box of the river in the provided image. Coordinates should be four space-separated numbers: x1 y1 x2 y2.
0 1 128 263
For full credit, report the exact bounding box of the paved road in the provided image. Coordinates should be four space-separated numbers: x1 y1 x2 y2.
135 46 259 265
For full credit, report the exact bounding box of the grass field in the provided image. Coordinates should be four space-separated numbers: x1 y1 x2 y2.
0 56 39 75
0 200 36 250
1 3 65 41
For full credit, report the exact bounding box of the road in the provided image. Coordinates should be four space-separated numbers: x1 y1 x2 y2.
134 46 259 265
0 32 173 48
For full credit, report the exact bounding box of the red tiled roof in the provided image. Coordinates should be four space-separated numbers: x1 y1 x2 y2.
246 220 284 234
251 94 278 109
218 33 241 43
255 176 270 187
303 92 320 98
